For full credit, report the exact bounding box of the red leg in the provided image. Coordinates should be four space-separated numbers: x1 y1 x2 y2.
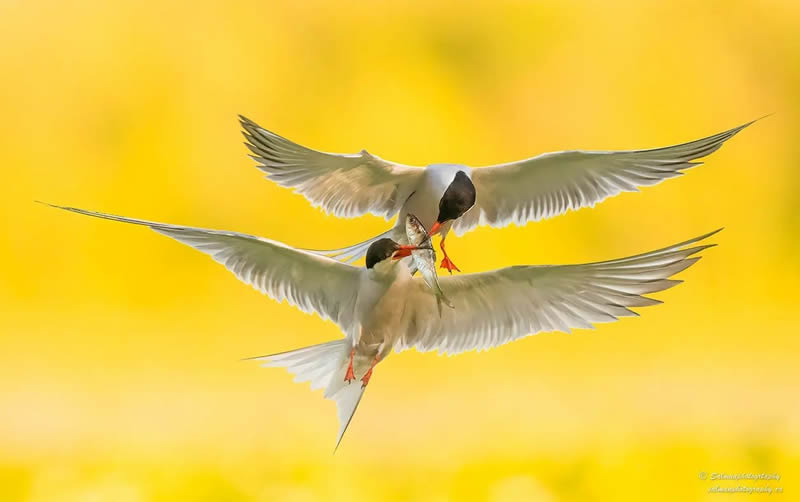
439 236 460 274
344 349 355 383
360 355 381 388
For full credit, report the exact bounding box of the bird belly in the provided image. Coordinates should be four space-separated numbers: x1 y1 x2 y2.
400 190 439 232
357 275 411 357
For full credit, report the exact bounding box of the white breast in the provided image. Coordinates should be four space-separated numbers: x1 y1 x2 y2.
356 263 414 351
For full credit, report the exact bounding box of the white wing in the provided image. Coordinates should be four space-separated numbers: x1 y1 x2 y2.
240 116 423 219
397 229 720 355
452 121 756 236
46 204 362 331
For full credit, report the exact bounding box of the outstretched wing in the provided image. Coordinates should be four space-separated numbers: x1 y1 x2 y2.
45 204 363 331
240 116 423 219
452 120 757 235
397 229 720 355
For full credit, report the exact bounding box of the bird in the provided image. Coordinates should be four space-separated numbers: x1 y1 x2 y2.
240 115 754 272
42 202 720 449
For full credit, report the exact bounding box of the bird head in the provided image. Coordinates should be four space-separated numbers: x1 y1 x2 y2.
365 238 422 270
429 171 476 236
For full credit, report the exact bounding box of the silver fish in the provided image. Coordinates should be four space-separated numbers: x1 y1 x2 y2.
405 213 454 314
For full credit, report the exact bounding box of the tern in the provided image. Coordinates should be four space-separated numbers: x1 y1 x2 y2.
43 202 719 449
241 116 753 272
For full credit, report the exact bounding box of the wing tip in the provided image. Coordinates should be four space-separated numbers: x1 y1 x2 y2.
682 227 723 247
748 112 774 126
240 354 270 362
36 200 65 210
238 114 255 127
724 114 770 136
36 201 94 218
704 227 724 240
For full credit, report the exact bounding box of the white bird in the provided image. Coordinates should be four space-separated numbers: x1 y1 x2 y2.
43 202 719 449
241 116 753 272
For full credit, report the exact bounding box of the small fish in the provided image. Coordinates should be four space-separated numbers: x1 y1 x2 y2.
405 214 455 315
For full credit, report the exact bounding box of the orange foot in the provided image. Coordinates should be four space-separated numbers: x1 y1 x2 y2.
344 349 355 383
440 255 461 273
360 355 381 388
360 367 373 388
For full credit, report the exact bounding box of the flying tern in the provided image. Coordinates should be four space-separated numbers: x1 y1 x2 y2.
44 203 719 449
241 116 752 272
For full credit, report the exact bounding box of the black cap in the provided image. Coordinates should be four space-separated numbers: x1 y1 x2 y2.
366 238 400 269
437 171 476 223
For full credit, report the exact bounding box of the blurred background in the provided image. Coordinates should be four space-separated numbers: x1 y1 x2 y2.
1 0 798 500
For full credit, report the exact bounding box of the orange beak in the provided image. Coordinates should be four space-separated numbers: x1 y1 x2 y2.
428 221 442 237
392 244 423 260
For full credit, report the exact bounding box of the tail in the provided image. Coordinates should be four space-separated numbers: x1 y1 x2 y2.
305 227 401 264
248 339 365 451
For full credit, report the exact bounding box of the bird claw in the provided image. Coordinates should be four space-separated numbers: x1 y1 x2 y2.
439 256 460 274
360 355 381 388
360 368 373 388
344 349 355 383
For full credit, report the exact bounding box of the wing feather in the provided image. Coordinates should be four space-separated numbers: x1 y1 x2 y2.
45 204 362 331
452 120 757 235
397 229 720 355
240 116 422 219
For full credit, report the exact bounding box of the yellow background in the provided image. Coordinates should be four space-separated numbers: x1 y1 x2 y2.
1 1 798 500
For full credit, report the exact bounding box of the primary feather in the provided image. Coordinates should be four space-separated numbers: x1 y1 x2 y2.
241 116 422 220
396 229 721 355
242 116 754 240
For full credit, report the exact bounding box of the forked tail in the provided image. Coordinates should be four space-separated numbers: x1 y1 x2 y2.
248 339 365 451
305 227 401 263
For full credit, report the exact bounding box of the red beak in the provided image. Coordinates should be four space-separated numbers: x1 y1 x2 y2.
428 221 442 237
392 244 422 260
